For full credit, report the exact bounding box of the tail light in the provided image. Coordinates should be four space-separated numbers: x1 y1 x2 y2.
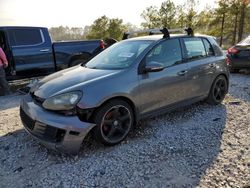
227 47 238 54
100 40 105 49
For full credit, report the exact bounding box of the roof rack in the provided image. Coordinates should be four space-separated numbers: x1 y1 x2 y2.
122 27 194 40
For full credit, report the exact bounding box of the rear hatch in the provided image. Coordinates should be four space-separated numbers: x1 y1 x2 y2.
235 45 250 59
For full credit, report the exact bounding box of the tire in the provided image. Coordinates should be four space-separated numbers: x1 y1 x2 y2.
93 99 134 146
206 75 228 105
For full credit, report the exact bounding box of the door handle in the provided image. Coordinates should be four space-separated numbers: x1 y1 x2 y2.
40 49 50 52
177 70 188 76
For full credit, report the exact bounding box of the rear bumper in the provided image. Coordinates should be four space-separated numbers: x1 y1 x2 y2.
20 94 95 154
228 57 250 69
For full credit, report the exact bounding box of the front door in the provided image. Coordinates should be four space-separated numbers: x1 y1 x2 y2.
138 38 191 115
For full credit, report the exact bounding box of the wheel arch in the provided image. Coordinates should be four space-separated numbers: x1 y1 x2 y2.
91 96 139 125
213 73 229 92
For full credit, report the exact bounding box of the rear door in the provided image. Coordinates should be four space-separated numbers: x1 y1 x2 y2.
8 27 54 77
181 37 215 98
138 38 191 115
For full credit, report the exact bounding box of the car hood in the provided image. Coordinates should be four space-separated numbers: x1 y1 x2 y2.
31 66 120 99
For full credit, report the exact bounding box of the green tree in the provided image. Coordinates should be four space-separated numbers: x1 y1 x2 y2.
160 0 176 28
86 15 109 39
176 5 186 28
214 0 229 46
237 0 250 42
139 0 250 48
230 0 241 45
141 6 161 29
195 8 214 34
86 15 127 40
49 26 86 41
124 23 140 33
107 18 126 40
185 0 198 28
243 2 250 39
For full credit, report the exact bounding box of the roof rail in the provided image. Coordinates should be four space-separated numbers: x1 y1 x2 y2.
122 27 194 40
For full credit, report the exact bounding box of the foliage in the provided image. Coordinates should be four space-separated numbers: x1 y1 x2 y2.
86 16 127 40
160 0 176 28
49 26 87 41
141 6 161 29
140 0 250 48
86 16 109 39
50 0 250 48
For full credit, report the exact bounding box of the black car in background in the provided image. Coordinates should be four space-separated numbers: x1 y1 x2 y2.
227 36 250 72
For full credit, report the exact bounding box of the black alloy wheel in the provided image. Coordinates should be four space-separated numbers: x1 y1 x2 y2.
93 100 134 145
206 75 228 105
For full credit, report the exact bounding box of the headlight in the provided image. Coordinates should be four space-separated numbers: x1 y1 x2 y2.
42 91 82 111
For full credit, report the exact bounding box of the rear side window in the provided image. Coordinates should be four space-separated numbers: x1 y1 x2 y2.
146 38 182 68
202 38 214 56
183 38 206 60
9 28 43 46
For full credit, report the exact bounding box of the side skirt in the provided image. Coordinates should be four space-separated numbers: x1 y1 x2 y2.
138 95 207 121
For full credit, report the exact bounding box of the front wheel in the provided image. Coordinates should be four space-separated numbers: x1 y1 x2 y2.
206 75 228 105
93 100 134 145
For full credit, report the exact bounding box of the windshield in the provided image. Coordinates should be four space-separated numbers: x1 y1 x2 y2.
239 36 250 45
85 40 153 70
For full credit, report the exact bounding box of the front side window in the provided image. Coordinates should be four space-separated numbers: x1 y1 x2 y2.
145 38 182 68
9 28 43 46
183 38 206 60
85 40 153 70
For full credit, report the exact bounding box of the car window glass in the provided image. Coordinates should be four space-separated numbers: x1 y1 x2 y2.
145 39 182 68
202 38 214 56
86 40 153 70
9 28 43 46
184 38 206 60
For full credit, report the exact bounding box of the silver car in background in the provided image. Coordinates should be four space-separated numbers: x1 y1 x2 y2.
20 28 229 154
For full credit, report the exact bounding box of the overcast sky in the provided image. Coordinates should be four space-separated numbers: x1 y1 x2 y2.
0 0 216 28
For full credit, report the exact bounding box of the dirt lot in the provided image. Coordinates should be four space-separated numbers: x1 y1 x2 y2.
0 74 249 188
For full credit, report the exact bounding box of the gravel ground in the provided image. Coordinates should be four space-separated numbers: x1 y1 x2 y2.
0 74 249 188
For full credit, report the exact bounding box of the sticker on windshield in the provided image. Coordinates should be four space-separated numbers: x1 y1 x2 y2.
118 52 135 58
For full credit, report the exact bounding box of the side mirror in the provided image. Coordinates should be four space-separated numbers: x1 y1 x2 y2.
143 61 164 73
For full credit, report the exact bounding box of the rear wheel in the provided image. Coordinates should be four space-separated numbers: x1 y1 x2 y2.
93 100 134 145
206 75 228 105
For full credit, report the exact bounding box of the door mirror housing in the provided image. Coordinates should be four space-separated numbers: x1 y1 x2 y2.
143 61 164 73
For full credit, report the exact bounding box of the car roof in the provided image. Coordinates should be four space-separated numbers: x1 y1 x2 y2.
126 33 215 41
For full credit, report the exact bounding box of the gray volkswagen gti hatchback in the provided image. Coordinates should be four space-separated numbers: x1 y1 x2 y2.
20 28 229 154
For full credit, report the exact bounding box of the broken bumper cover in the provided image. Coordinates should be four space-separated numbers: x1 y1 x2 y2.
20 94 95 155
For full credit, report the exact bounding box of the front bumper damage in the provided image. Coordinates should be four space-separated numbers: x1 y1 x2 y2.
20 94 95 155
